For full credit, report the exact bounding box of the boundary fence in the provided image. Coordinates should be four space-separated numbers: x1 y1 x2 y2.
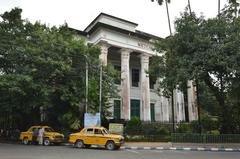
172 133 240 143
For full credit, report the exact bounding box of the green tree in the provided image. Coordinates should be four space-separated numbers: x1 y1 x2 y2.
228 0 240 17
152 4 240 133
0 8 118 131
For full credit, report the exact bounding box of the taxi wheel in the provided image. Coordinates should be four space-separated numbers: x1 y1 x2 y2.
22 137 29 145
75 140 84 148
105 141 115 150
43 138 51 146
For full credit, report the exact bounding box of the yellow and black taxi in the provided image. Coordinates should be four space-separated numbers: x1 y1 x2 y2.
19 126 64 146
69 126 124 150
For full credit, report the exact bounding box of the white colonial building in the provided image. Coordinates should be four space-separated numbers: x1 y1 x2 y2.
74 13 198 122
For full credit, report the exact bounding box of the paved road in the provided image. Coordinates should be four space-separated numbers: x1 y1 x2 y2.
0 143 240 159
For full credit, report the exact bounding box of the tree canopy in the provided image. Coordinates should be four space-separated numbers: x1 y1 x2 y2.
0 8 118 131
151 3 240 133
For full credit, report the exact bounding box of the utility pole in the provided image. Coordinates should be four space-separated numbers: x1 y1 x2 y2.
85 60 88 113
171 90 175 133
99 64 103 126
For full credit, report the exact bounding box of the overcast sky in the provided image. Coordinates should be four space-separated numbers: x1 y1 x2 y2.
0 0 229 38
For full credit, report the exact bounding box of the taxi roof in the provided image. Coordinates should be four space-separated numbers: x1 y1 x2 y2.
30 126 50 128
83 126 106 129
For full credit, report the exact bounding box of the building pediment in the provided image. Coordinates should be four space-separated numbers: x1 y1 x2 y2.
70 13 162 55
84 13 138 33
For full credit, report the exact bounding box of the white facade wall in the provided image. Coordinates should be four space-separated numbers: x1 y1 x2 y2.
84 13 197 122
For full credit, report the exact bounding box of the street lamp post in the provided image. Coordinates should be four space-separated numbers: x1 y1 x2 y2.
85 60 88 113
99 64 103 126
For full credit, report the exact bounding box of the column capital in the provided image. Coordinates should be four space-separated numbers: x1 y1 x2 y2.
99 42 111 53
141 53 151 57
141 53 150 64
121 48 132 60
120 48 133 54
99 42 110 66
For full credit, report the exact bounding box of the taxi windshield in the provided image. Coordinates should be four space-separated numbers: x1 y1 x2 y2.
102 128 109 134
44 127 54 132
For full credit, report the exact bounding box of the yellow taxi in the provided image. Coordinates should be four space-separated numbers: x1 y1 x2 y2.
19 126 64 146
69 126 124 150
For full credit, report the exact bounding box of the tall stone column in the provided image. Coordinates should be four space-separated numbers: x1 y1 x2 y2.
140 54 150 121
99 43 110 66
121 49 131 120
173 89 185 122
187 80 198 121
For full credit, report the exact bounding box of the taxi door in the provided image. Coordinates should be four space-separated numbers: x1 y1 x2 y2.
93 128 107 145
83 128 95 144
27 126 36 141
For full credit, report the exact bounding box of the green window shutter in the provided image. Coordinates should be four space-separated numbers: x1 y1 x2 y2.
114 65 121 85
151 103 155 122
131 69 140 87
114 100 121 119
131 99 140 119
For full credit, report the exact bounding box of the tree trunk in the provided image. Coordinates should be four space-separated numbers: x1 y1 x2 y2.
188 0 192 15
165 0 172 35
218 0 221 16
171 89 175 133
196 80 202 134
203 73 231 133
219 75 231 133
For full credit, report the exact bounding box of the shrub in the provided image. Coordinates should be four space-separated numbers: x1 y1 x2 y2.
156 126 170 135
190 120 200 133
201 115 219 132
177 123 192 133
209 130 220 135
190 116 219 133
125 117 142 135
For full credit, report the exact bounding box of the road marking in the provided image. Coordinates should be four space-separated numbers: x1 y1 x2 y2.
126 149 140 154
156 147 164 150
170 147 177 150
211 148 219 151
225 148 233 151
130 146 138 150
183 147 191 151
197 148 205 151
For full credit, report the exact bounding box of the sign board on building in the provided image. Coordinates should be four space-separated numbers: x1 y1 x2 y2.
109 123 124 135
84 113 100 127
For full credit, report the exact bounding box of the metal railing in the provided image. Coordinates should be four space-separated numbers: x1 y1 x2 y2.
172 133 240 143
125 135 171 142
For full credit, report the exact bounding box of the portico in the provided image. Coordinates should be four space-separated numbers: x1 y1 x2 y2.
74 13 198 122
99 44 152 121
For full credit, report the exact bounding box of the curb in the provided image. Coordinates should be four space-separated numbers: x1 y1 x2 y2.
121 146 240 152
63 143 240 152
